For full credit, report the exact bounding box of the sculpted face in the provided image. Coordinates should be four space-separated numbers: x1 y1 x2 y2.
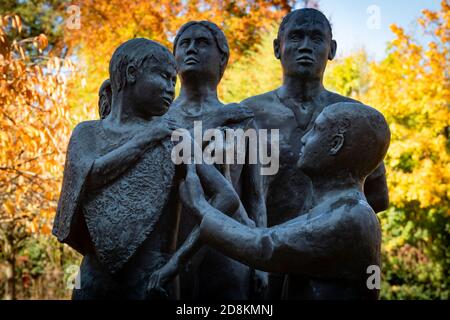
175 24 223 82
276 12 336 79
297 112 344 174
129 59 177 118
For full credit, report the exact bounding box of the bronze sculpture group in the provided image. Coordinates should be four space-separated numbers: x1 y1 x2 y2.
53 8 390 300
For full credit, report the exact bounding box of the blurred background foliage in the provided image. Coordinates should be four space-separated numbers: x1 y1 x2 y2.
0 0 448 299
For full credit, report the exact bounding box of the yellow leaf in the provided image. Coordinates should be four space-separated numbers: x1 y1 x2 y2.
41 223 51 235
14 15 22 33
37 34 48 51
2 200 15 216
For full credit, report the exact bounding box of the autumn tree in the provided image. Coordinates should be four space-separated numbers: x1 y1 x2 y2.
221 1 449 298
220 26 281 102
0 0 69 56
362 1 449 299
0 15 74 299
63 0 292 115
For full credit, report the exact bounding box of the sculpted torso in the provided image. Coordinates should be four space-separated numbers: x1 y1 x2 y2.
72 120 178 299
242 89 359 225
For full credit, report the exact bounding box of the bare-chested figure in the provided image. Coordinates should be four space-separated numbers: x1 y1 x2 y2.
180 102 390 300
240 8 389 298
148 21 267 300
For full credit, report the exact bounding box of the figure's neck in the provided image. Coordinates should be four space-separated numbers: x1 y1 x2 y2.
280 74 325 102
178 79 220 106
310 172 364 205
107 93 148 127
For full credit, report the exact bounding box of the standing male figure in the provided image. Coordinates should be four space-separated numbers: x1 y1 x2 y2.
241 8 389 298
149 21 267 300
179 102 390 300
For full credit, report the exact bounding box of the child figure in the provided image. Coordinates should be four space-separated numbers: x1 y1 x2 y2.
53 38 179 299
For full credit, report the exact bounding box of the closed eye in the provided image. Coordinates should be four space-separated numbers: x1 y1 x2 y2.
179 39 189 47
288 31 303 41
197 38 210 46
312 35 323 43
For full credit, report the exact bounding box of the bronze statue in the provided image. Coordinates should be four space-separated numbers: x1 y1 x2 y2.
179 102 390 300
52 10 392 301
147 21 267 300
240 8 389 298
53 38 180 299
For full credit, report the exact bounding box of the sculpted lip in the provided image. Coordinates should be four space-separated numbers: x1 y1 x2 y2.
162 97 173 106
184 56 199 64
296 56 314 64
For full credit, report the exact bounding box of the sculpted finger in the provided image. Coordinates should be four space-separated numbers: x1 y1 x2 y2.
186 163 197 179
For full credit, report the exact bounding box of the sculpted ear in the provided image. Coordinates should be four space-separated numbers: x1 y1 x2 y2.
220 53 227 66
329 40 337 60
329 133 344 155
219 53 228 75
126 64 137 85
273 39 281 60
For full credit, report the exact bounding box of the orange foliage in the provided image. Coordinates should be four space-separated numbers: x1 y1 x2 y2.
0 15 73 240
63 0 291 114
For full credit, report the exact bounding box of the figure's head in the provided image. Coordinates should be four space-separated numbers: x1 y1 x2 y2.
297 102 390 181
173 21 229 85
274 8 336 80
109 38 177 118
98 79 112 119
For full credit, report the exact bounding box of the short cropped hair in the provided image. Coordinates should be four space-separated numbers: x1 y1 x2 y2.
322 102 390 177
277 8 333 42
109 38 175 94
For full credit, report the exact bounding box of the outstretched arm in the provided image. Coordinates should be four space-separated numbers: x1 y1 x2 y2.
180 165 377 278
87 118 175 190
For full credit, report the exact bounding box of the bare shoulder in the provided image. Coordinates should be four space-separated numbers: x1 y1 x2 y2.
346 199 377 223
71 120 100 138
337 199 381 245
325 90 362 105
224 101 249 111
240 90 278 112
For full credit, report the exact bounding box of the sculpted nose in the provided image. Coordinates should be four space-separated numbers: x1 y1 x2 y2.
186 41 197 55
166 84 175 98
298 37 313 52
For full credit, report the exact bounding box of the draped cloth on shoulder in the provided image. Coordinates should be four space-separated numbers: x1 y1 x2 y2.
53 120 176 274
53 121 99 254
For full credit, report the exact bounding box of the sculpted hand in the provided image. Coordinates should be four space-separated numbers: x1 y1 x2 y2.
179 164 207 217
146 263 176 300
223 104 254 125
203 105 253 129
252 270 269 299
134 117 178 146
